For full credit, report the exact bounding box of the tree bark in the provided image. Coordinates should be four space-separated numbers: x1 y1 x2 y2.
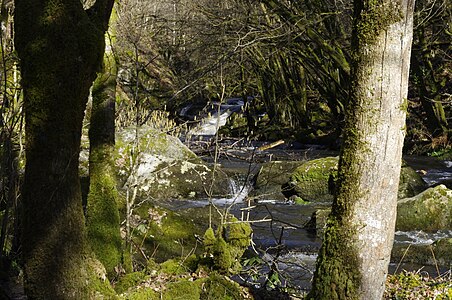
87 19 122 278
15 0 114 298
307 1 415 299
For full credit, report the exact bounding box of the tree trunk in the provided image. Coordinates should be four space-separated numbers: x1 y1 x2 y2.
308 1 415 299
87 20 122 278
15 0 114 298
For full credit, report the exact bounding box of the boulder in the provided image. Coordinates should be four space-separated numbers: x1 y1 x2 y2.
396 184 452 232
79 126 230 200
284 156 338 203
398 160 428 199
115 127 230 200
252 160 305 201
285 157 426 203
308 185 452 237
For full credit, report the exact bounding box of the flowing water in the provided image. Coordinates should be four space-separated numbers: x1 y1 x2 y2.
166 146 452 291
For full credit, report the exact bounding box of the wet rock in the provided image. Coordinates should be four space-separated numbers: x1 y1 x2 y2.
284 157 338 203
252 160 305 201
284 157 426 203
307 185 452 236
396 184 452 232
304 208 331 237
398 160 428 199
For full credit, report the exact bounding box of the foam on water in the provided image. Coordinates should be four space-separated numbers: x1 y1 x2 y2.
395 230 452 245
211 179 251 205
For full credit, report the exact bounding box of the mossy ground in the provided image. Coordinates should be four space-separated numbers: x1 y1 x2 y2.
384 271 452 299
114 258 250 300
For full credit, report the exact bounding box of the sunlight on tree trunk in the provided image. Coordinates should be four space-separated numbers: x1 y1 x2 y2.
307 0 415 299
87 9 123 279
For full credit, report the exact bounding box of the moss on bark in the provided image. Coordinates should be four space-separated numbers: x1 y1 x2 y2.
15 0 115 297
87 28 122 278
308 0 414 298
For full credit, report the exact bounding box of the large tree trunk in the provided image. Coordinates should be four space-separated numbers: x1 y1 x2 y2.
15 0 114 298
308 1 415 299
87 19 122 278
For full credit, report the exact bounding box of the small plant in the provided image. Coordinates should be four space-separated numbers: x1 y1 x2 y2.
384 271 452 299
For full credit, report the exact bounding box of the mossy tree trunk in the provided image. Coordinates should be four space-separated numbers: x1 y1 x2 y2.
308 1 415 299
15 0 114 298
87 11 122 279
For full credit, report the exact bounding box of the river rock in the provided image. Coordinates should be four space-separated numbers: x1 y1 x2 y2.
398 160 428 199
252 160 305 201
396 184 452 232
114 126 230 200
284 157 426 203
284 156 338 203
309 185 452 236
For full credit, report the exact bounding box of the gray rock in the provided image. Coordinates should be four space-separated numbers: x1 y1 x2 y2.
252 160 304 201
397 184 452 232
81 126 230 200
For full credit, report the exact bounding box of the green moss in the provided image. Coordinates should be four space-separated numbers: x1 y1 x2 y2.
163 279 200 300
355 1 403 45
287 157 339 202
87 144 122 279
114 271 147 294
307 217 361 299
159 259 186 276
203 227 216 252
85 257 118 299
202 217 252 275
120 288 158 300
396 185 452 232
292 196 309 205
200 272 244 300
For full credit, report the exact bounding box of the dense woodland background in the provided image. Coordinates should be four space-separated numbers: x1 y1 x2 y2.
1 0 451 155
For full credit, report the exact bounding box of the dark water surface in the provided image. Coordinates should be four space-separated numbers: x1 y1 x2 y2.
166 146 452 291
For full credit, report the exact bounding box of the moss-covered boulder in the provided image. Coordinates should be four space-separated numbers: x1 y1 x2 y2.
130 204 211 263
285 157 426 203
252 160 305 201
306 185 452 235
308 186 452 234
114 126 230 200
116 260 251 300
284 157 339 203
202 216 252 275
396 184 452 232
81 126 230 200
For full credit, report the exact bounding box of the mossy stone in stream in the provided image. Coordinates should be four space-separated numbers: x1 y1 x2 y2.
285 157 339 203
285 157 426 204
397 184 452 232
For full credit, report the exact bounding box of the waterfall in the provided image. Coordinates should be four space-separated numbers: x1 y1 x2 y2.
211 178 251 205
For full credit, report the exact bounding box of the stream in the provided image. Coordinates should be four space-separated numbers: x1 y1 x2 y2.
165 144 452 291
